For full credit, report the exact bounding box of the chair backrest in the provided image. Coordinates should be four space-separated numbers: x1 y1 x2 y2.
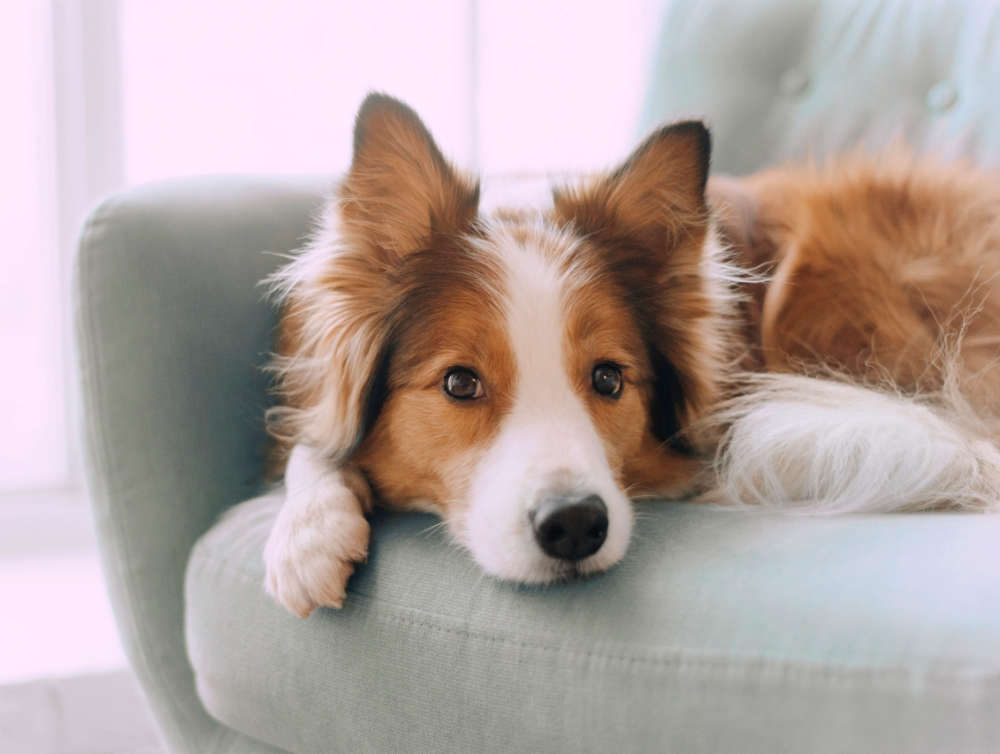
640 0 1000 175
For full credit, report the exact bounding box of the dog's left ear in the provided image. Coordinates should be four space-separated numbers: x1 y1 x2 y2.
553 121 711 254
553 121 729 441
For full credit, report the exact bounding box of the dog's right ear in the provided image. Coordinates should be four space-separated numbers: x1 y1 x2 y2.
269 94 479 462
339 93 480 263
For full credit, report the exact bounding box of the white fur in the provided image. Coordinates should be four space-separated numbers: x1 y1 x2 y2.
460 225 632 582
702 373 1000 513
264 443 372 616
265 200 386 461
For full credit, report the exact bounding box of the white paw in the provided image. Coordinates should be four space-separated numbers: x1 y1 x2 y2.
264 482 371 617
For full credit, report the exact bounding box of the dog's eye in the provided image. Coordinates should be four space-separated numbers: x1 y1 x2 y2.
592 364 623 398
444 368 484 400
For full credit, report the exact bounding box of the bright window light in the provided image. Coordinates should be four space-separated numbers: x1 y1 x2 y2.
0 1 68 491
119 0 477 182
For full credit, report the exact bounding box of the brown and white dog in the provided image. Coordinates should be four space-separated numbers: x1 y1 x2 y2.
264 93 1000 617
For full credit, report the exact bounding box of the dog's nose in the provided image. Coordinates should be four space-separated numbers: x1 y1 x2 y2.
532 494 608 561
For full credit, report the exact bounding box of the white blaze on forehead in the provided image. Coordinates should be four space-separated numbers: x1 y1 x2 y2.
459 223 632 583
497 229 581 416
491 226 606 485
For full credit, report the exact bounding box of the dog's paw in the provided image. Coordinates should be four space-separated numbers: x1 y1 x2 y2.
264 483 371 617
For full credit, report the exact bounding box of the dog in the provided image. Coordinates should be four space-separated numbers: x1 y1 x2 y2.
263 93 1000 617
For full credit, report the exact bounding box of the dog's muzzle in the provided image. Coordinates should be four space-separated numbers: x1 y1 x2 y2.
531 493 608 561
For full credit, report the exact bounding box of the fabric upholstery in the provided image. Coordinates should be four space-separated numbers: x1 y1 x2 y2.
640 0 1000 174
188 492 1000 754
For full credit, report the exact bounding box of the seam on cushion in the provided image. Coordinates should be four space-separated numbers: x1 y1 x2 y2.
375 610 1000 692
188 549 1000 693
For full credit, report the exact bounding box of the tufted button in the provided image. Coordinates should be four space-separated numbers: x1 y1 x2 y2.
778 69 810 97
926 81 958 113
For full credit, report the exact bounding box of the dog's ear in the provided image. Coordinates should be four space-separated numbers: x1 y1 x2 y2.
340 93 480 262
553 121 711 254
553 121 730 442
270 94 479 462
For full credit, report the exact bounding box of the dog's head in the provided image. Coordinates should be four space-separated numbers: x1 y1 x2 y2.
272 94 731 582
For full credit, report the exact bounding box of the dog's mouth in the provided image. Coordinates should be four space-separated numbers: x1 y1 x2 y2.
548 559 601 582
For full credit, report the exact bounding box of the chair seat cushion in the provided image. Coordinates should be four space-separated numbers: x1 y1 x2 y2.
185 490 1000 754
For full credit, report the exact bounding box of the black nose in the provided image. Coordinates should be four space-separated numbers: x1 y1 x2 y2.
532 494 608 561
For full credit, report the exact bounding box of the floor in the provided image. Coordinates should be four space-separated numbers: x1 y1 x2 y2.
0 489 165 753
0 671 163 754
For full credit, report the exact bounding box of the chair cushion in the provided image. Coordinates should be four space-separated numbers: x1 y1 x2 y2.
186 490 1000 754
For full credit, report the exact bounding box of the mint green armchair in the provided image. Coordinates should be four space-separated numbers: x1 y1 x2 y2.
76 2 1000 752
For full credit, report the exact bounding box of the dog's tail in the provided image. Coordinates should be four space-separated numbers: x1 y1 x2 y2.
694 372 1000 513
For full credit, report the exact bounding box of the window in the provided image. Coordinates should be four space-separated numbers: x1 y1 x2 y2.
1 1 67 491
1 0 664 496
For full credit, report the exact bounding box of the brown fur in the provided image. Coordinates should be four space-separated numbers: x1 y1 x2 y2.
564 273 687 493
711 149 1000 415
552 122 733 428
351 238 514 515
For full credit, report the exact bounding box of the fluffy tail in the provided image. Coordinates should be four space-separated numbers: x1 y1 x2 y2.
695 373 1000 513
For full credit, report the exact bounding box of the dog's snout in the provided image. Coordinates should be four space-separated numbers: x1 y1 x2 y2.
532 494 608 561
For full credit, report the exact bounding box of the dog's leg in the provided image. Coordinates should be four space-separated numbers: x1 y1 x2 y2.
264 443 373 616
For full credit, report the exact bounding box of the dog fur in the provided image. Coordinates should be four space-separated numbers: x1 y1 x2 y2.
263 94 1000 617
704 152 1000 513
